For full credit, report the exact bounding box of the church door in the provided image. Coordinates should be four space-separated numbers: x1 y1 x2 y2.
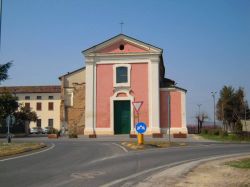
114 100 131 134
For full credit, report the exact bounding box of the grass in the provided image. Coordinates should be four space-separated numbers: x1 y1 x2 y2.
121 141 187 150
0 142 46 157
226 158 250 169
199 133 250 142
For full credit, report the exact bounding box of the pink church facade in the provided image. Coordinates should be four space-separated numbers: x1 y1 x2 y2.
83 34 187 135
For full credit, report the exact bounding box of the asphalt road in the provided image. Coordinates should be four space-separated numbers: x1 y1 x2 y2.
0 139 250 187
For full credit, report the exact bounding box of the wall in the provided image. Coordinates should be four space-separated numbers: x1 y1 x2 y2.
160 90 183 129
96 63 148 130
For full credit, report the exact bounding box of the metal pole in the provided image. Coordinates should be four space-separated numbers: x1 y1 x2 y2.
245 101 247 131
197 104 201 133
211 92 217 129
168 93 171 143
0 0 3 51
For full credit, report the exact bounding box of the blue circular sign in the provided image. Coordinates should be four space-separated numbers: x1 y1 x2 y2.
136 122 147 134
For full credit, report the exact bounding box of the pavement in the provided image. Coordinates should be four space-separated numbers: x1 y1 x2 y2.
0 135 249 187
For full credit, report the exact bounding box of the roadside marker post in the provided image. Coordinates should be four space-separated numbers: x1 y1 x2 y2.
135 122 147 145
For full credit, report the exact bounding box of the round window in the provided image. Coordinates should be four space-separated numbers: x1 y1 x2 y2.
119 44 124 50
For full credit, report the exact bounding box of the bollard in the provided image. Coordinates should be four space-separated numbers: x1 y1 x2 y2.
137 133 144 145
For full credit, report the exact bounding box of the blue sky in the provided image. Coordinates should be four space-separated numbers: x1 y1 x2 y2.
1 0 250 124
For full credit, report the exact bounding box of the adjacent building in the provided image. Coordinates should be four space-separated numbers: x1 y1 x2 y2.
0 86 61 130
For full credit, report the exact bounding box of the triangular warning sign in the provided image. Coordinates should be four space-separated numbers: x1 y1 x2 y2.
132 101 143 113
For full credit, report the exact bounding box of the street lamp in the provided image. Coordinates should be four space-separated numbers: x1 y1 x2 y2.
197 104 202 133
211 92 217 129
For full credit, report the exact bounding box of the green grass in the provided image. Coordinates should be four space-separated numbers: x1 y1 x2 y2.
0 142 46 157
199 133 250 142
226 158 250 169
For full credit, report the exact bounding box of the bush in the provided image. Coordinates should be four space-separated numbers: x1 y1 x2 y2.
201 129 208 134
48 128 59 134
69 133 78 138
219 130 228 137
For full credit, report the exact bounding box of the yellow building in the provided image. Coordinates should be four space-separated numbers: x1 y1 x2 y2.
0 86 61 131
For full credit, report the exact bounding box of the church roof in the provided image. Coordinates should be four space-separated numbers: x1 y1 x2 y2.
82 34 163 55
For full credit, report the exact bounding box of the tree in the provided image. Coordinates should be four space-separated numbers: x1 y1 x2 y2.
196 112 208 133
216 86 249 132
0 61 12 83
0 91 18 123
0 92 37 133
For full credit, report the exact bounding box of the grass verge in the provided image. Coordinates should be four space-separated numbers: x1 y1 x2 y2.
0 142 46 157
198 133 250 142
226 158 250 169
121 141 187 150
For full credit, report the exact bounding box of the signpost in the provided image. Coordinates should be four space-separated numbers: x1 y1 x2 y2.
136 122 147 145
6 114 15 143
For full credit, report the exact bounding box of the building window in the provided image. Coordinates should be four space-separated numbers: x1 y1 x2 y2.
48 102 54 110
37 119 41 127
116 67 128 83
37 96 42 100
113 64 131 87
48 96 54 100
25 96 30 100
25 103 30 109
48 119 53 128
36 102 42 111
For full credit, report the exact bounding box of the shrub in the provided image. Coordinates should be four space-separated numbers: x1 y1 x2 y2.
201 129 208 134
69 133 78 138
48 128 59 134
219 130 228 137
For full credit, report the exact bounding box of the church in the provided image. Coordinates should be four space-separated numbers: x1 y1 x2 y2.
59 34 187 136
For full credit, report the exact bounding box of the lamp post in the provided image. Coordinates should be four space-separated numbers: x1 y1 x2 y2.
211 92 217 129
197 104 202 133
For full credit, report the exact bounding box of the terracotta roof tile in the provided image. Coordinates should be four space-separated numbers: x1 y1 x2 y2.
0 85 61 94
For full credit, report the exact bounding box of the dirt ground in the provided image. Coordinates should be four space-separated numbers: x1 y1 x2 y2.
175 155 250 187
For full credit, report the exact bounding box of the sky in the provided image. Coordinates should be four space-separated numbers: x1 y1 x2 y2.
1 0 250 124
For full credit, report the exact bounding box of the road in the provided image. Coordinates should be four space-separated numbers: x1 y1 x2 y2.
0 139 250 187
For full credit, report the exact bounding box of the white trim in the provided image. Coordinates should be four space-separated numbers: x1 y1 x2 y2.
110 89 134 135
113 64 131 88
97 59 151 65
181 91 187 129
149 59 161 133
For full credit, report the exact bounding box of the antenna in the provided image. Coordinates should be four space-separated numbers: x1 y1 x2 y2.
120 21 124 33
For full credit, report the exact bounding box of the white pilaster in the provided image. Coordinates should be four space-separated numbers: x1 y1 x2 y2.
181 91 188 132
149 57 161 133
84 58 95 135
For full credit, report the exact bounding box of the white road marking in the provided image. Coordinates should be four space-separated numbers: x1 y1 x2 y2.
0 143 55 162
101 152 250 187
112 143 128 153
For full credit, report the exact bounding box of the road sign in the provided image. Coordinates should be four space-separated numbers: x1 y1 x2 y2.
132 101 143 113
136 122 147 134
6 115 15 126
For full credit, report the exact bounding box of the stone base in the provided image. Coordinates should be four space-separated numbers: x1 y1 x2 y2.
129 134 137 138
89 134 97 138
173 132 187 138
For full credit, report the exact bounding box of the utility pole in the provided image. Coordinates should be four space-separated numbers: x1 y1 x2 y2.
197 104 202 133
0 0 3 51
211 92 217 129
245 101 247 131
